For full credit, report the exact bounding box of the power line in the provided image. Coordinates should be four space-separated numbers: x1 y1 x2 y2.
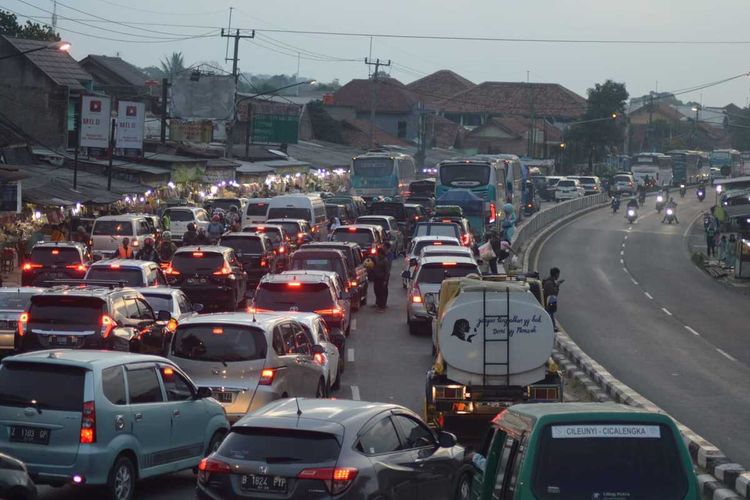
95 0 226 17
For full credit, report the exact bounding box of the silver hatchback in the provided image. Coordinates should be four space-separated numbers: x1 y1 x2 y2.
167 312 328 422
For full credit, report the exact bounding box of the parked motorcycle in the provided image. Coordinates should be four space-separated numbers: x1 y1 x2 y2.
655 195 665 213
626 208 637 224
697 189 705 202
679 184 686 198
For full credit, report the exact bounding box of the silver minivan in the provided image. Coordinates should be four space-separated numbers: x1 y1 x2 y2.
167 312 327 422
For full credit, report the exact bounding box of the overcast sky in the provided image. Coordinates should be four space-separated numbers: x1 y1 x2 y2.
8 0 750 106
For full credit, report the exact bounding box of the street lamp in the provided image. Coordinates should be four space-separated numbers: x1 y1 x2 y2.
0 40 71 61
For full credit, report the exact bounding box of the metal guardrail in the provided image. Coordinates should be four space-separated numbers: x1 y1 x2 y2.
512 193 610 254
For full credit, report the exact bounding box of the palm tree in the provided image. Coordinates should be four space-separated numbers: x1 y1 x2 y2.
160 52 185 80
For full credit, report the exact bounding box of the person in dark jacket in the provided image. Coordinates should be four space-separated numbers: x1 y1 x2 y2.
135 238 161 264
372 247 390 310
182 223 198 246
542 267 564 332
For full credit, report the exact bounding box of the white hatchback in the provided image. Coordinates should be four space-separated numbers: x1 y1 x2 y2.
554 178 585 200
162 207 210 242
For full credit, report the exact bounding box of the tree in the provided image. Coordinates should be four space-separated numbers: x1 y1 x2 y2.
140 65 165 80
160 52 186 80
567 80 628 172
0 10 60 41
728 107 750 151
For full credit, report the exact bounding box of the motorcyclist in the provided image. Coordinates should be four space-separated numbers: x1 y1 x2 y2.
135 237 161 263
679 184 687 197
157 231 178 262
637 185 647 204
182 223 198 246
662 197 679 223
611 195 621 213
207 215 224 243
626 197 639 210
227 205 241 230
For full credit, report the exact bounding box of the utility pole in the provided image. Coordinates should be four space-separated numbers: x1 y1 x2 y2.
160 77 169 144
221 28 255 158
647 92 654 151
224 7 233 61
107 115 116 191
51 0 57 29
365 57 391 149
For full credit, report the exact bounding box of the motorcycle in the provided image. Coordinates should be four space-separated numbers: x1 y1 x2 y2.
663 207 676 224
655 195 665 213
611 197 620 214
697 189 705 202
638 190 646 204
679 184 686 198
626 208 637 224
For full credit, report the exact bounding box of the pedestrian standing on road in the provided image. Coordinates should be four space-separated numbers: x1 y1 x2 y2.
372 247 390 310
719 235 728 263
726 234 738 267
706 218 717 258
484 230 506 274
542 267 564 332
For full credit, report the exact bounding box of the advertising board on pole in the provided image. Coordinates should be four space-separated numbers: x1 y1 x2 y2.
115 101 146 151
80 95 112 149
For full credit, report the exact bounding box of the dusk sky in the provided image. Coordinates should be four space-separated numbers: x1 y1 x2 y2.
7 0 750 106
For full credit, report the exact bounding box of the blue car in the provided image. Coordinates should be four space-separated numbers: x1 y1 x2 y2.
0 350 229 500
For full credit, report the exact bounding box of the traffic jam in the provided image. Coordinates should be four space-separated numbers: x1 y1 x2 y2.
1 153 699 500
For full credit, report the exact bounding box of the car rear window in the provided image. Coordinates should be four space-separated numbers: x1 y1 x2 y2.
357 217 389 230
270 221 302 235
532 423 688 500
331 228 373 247
246 202 269 216
370 203 406 220
220 237 263 254
0 292 35 310
614 175 632 183
414 224 460 239
0 362 85 412
211 199 242 212
172 324 267 362
557 180 575 187
30 247 81 266
290 255 344 277
86 267 144 287
140 294 174 314
93 220 133 236
220 427 340 463
172 252 225 274
417 263 479 284
167 209 194 222
413 239 459 255
29 296 104 326
254 282 334 311
267 208 311 221
244 227 282 244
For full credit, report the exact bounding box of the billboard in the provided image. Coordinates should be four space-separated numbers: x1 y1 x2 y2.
115 101 145 150
80 95 111 148
171 74 235 120
252 114 299 144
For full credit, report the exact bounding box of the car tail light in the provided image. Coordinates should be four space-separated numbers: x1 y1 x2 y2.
17 312 28 336
297 232 305 239
442 262 457 267
260 259 267 267
297 467 358 495
213 264 232 276
165 266 180 276
411 285 422 304
259 368 276 385
489 202 497 223
192 252 204 257
348 226 357 232
315 307 343 317
198 457 231 481
313 352 327 365
461 234 471 246
66 264 87 272
311 226 319 233
100 315 115 339
278 245 286 254
110 263 121 269
21 263 42 271
51 249 60 255
247 306 271 313
287 282 302 288
167 319 178 333
350 280 357 287
370 247 377 255
80 401 96 444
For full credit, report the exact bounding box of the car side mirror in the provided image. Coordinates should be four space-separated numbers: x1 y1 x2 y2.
311 344 326 355
438 431 457 448
192 303 204 313
157 310 172 322
196 386 212 399
112 327 136 341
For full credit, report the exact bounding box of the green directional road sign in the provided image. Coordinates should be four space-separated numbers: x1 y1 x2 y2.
252 114 299 144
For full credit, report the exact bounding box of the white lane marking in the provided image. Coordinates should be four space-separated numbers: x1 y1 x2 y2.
716 348 737 362
620 258 624 264
620 250 624 256
347 348 355 362
644 292 653 299
350 385 361 400
624 235 628 241
661 307 672 316
684 326 700 336
350 319 357 331
622 267 628 272
631 278 638 285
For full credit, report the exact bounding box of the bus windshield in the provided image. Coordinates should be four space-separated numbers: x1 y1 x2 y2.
353 158 394 177
439 164 490 187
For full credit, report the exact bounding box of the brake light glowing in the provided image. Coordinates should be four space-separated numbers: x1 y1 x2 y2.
260 259 267 267
162 367 174 377
411 285 422 303
167 319 178 333
288 282 302 287
198 457 231 475
370 248 377 255
100 315 115 339
66 264 87 272
297 467 359 495
17 313 28 336
297 232 305 239
192 252 204 257
313 352 327 365
461 234 471 246
165 266 180 275
442 219 451 223
259 369 276 385
278 245 286 254
51 249 60 255
314 307 343 317
213 265 232 276
489 202 497 223
350 280 357 287
80 401 96 444
22 263 42 271
442 262 457 267
110 263 120 269
433 241 443 245
247 306 271 313
212 327 224 335
257 226 265 230
348 226 357 232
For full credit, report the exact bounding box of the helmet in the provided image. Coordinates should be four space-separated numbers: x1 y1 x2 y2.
212 215 221 222
161 231 171 241
144 237 154 247
230 205 238 213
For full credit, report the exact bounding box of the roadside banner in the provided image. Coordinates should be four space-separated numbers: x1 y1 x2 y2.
80 95 112 148
115 101 146 150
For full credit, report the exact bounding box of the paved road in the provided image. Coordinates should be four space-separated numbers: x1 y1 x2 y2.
537 191 750 467
38 262 431 499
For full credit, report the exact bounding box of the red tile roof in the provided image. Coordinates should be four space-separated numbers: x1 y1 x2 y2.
467 116 562 142
341 119 411 149
425 114 464 149
331 78 420 113
439 81 586 119
2 35 91 90
407 70 475 107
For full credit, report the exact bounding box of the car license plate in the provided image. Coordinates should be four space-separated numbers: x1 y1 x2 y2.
241 474 287 493
9 425 50 445
186 278 207 284
215 392 233 403
46 335 77 346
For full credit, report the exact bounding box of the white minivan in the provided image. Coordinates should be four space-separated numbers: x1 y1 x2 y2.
90 214 156 254
242 197 271 227
266 194 328 240
162 206 210 242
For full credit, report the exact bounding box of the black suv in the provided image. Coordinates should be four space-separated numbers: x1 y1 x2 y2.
301 241 368 308
21 242 91 286
219 232 276 288
166 246 248 311
15 285 170 354
288 248 359 311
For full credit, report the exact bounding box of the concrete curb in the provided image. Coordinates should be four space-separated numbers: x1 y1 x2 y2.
520 201 749 499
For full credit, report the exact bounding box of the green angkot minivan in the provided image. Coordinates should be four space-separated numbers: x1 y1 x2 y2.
457 402 699 500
